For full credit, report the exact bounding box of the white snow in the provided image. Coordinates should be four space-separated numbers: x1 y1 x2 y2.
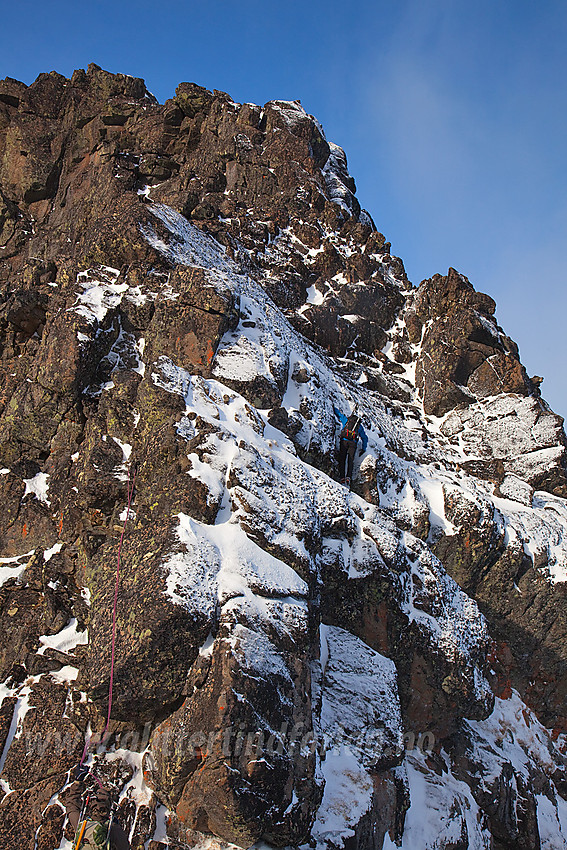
267 99 309 133
306 284 324 305
44 542 63 562
311 626 403 848
72 266 127 324
449 690 567 848
107 748 153 807
492 489 567 583
318 625 403 765
90 323 146 392
100 435 133 481
199 631 215 657
322 143 356 215
467 690 562 784
0 675 42 775
417 473 456 537
400 752 491 850
112 436 132 462
441 394 565 476
23 471 51 506
164 512 308 616
37 618 88 656
141 204 235 285
537 793 567 849
400 534 492 702
49 665 79 684
476 313 500 341
229 624 292 683
312 749 374 848
151 804 171 843
0 550 34 587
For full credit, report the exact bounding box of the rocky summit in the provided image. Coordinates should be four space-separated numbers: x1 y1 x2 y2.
0 65 565 850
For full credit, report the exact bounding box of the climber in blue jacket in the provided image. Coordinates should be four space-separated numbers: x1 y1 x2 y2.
334 406 368 486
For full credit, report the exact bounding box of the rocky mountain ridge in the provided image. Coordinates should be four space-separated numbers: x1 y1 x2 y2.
0 65 566 849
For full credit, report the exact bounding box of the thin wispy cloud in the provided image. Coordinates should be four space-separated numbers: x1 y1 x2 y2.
346 0 567 416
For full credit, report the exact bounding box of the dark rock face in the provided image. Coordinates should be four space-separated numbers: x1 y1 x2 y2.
410 268 529 417
0 67 566 850
434 489 567 729
150 625 317 847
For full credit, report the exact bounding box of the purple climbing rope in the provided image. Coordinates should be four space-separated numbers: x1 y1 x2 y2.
77 463 136 774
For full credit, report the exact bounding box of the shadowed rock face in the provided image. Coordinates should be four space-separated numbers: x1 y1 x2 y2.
0 66 566 850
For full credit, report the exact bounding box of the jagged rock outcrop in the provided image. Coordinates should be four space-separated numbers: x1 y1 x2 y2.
0 66 566 850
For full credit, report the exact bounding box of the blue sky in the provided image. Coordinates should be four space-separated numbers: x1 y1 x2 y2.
1 0 566 417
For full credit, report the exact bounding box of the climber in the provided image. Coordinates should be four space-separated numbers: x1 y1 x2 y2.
64 772 131 850
334 406 368 487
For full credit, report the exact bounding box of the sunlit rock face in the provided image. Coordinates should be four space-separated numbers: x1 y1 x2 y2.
0 66 566 850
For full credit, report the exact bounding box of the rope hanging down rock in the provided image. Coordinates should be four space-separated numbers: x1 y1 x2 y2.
78 461 137 772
